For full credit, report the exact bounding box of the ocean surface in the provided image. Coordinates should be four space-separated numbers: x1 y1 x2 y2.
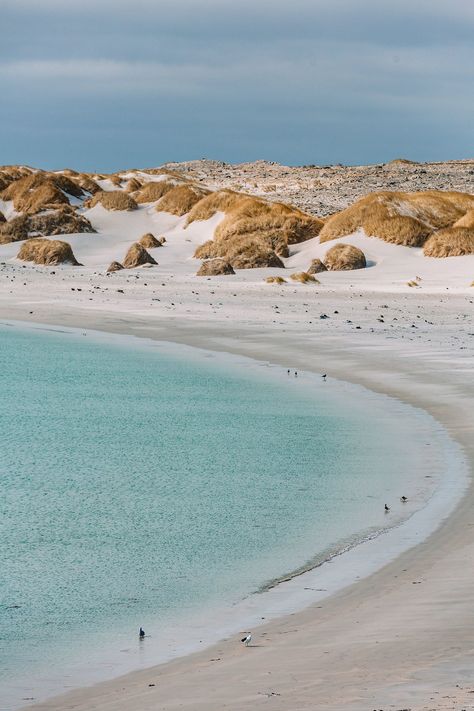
0 322 457 709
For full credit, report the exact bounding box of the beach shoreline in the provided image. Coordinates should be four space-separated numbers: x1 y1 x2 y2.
4 290 473 711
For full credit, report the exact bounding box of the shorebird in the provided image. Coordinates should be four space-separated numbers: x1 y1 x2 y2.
322 374 327 380
400 496 408 503
384 504 390 512
241 633 252 647
139 627 145 639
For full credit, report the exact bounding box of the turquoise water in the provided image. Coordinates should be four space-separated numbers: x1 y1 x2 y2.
0 323 444 708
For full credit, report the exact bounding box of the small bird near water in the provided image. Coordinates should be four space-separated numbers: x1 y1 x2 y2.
384 504 390 512
139 627 145 639
400 495 408 502
241 633 252 647
322 374 327 380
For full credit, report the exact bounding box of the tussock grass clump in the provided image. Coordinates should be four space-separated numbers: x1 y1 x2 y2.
0 210 5 223
196 258 235 276
0 215 29 243
324 243 366 271
29 208 95 236
135 180 176 203
454 209 474 229
76 175 101 194
319 191 474 246
157 185 210 216
17 238 81 266
193 240 219 260
0 210 94 243
407 280 420 287
192 195 322 270
214 197 322 246
185 190 244 225
290 271 319 284
2 174 72 214
107 261 124 272
139 233 162 248
265 276 286 284
88 191 138 211
363 213 431 247
221 238 284 269
123 242 157 268
125 177 142 192
423 228 474 257
307 258 327 274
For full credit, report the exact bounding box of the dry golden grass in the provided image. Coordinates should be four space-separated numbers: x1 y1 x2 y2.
29 209 95 237
454 209 474 228
196 258 235 276
191 194 323 270
0 210 94 243
185 190 243 225
109 174 123 186
265 276 286 284
135 180 176 203
406 280 420 287
156 185 210 216
125 177 142 192
423 227 474 257
107 261 124 272
88 191 138 211
2 174 72 214
17 238 81 266
193 240 218 260
307 258 327 274
139 233 162 248
123 242 157 268
0 210 5 223
363 214 431 247
0 216 29 244
75 174 101 194
214 197 322 246
319 190 474 246
224 238 285 269
290 271 319 283
324 243 367 271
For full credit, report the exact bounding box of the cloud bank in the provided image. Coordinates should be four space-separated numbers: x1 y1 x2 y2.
1 0 473 170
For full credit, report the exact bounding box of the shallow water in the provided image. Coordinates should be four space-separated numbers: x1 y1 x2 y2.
0 323 451 709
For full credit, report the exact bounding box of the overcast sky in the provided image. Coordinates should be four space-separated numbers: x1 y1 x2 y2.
1 0 473 170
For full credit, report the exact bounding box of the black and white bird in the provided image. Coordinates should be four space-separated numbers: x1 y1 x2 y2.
400 496 408 503
241 633 252 647
384 504 390 512
322 374 327 380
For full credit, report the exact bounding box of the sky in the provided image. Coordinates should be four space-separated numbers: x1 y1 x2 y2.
1 0 473 171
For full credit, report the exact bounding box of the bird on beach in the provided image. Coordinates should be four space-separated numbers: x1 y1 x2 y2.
139 627 145 639
384 504 390 512
400 496 408 503
322 374 327 380
241 633 252 647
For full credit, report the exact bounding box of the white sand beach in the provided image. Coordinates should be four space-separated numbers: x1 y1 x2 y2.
0 160 473 710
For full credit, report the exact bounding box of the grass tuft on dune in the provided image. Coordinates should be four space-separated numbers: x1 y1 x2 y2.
17 238 81 266
88 191 138 211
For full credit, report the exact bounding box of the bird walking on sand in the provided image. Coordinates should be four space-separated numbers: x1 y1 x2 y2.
322 374 327 380
139 627 145 639
241 633 252 647
384 504 390 512
400 495 408 503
